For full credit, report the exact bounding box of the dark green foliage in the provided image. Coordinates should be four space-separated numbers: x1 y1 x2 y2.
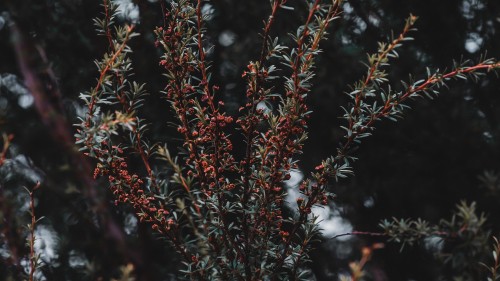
1 0 500 280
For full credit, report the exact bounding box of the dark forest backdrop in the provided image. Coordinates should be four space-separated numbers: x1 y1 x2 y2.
1 0 500 280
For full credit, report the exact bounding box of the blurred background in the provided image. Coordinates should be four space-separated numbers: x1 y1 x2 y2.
1 0 500 280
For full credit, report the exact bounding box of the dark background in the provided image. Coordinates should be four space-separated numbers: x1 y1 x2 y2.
1 0 500 280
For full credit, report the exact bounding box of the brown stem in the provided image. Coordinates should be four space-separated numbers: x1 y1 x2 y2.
0 133 13 166
349 15 417 129
85 24 135 128
28 182 40 281
103 0 115 50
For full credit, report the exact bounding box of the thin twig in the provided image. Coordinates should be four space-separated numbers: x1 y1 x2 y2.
28 182 41 281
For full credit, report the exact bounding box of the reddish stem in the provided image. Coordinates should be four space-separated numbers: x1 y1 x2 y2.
103 0 115 50
28 182 40 281
0 134 13 166
85 24 135 128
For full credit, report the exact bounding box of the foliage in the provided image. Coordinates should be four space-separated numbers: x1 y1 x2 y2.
72 0 500 280
380 201 490 280
480 237 500 281
2 0 500 280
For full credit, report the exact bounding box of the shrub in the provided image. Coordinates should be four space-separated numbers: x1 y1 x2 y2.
1 0 499 280
73 0 500 280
